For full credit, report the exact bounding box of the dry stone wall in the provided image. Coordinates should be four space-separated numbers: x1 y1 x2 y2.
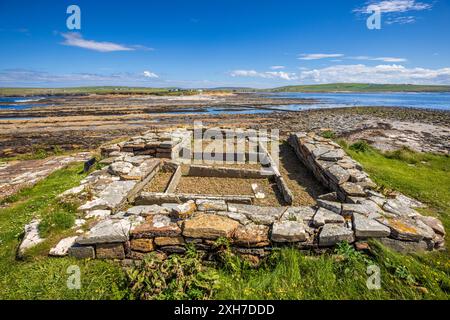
17 129 446 262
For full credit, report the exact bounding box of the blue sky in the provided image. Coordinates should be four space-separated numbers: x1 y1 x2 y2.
0 0 449 88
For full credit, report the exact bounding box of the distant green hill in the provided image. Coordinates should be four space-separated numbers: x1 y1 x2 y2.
268 83 450 93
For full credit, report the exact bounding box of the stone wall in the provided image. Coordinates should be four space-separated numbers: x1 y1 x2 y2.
28 129 446 262
288 132 375 202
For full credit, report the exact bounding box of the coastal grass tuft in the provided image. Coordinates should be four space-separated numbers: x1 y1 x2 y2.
0 162 128 299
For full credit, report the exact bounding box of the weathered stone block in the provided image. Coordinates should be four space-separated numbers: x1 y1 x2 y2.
182 214 240 240
233 224 270 247
271 221 307 243
319 224 355 247
68 245 95 259
130 239 155 253
96 243 125 259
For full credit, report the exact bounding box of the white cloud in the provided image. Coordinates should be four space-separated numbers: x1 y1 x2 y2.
270 66 285 70
143 71 159 78
230 70 298 81
351 56 407 62
298 64 450 84
298 53 344 60
355 0 432 13
61 33 153 52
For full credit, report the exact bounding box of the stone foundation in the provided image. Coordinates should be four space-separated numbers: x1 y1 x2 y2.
37 129 445 262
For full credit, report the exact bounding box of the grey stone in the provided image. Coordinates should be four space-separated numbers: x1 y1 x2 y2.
126 205 169 216
313 208 345 227
271 221 307 243
216 211 251 225
378 238 429 254
228 204 286 225
49 236 78 257
97 181 137 209
319 149 346 161
78 198 109 212
108 161 133 176
340 182 366 197
85 210 111 219
383 199 420 218
281 206 316 223
196 199 227 212
76 219 131 245
353 213 391 238
319 224 355 247
395 193 426 209
376 217 425 242
68 245 95 259
312 146 334 158
326 165 350 184
415 215 445 236
342 202 383 219
18 219 44 256
318 192 338 202
316 199 342 214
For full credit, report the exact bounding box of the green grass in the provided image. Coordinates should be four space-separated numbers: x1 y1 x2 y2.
0 162 128 300
0 147 449 300
214 145 450 300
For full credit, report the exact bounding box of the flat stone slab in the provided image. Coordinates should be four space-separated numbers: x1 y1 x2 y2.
182 214 240 240
85 210 111 219
131 215 181 238
216 211 251 225
196 199 227 212
378 238 429 254
49 236 78 257
316 200 342 214
281 206 316 223
76 219 131 245
18 219 44 256
96 243 125 259
340 182 366 197
108 161 133 176
271 221 307 243
233 224 270 247
325 165 350 184
342 202 383 219
319 224 355 247
353 213 391 238
97 180 137 209
319 149 346 161
68 245 95 259
416 215 445 236
376 217 428 242
382 199 420 218
126 205 169 216
130 238 155 252
228 204 286 225
313 208 345 227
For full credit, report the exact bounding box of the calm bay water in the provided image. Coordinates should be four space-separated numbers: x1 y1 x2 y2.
267 92 450 111
0 92 449 116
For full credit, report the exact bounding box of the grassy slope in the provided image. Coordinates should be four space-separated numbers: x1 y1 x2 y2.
269 83 450 93
0 163 127 300
0 148 449 300
214 146 450 300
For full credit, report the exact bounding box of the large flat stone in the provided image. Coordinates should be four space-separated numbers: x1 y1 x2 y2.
319 149 346 161
376 217 425 242
342 202 383 219
415 215 445 236
49 236 78 257
319 224 355 247
76 219 131 245
281 206 316 224
325 165 350 184
313 208 345 227
97 180 137 209
216 211 251 225
131 215 181 238
68 245 95 259
228 204 286 225
130 238 155 252
96 243 125 259
233 224 270 247
353 213 391 238
316 200 342 214
271 221 307 243
382 199 420 218
378 238 429 254
18 219 44 256
126 205 169 216
182 214 240 240
196 199 227 212
340 182 366 197
154 236 185 247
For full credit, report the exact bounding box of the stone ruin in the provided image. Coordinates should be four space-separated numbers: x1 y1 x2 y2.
19 129 446 262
